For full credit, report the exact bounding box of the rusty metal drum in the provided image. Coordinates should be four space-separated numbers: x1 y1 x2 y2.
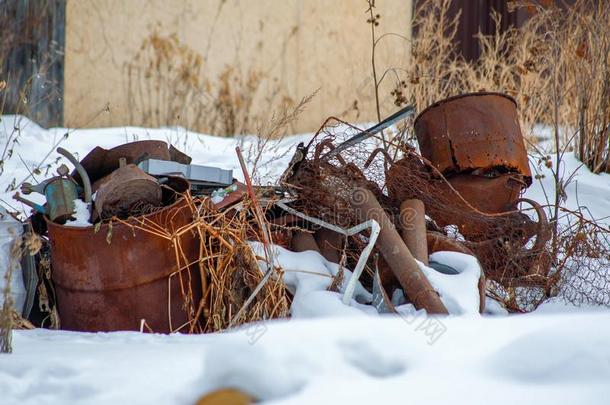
47 199 201 333
414 92 532 183
445 173 526 214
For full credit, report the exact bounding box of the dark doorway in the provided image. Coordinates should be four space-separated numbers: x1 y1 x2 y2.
444 0 529 62
1 0 66 127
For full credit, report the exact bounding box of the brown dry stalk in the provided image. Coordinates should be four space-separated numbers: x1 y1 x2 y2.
118 195 290 333
371 0 609 174
0 231 22 353
125 30 293 137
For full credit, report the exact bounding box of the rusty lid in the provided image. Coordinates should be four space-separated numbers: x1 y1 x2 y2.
414 92 518 127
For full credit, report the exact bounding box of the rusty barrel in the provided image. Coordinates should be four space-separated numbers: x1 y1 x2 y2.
47 199 201 333
414 92 531 182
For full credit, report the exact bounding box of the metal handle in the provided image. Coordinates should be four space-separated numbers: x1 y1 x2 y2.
57 147 92 205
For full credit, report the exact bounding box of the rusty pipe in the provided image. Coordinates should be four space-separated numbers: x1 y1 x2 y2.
349 188 448 314
399 199 428 265
291 231 321 253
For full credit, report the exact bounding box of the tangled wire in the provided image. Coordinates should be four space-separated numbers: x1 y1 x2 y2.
283 117 610 312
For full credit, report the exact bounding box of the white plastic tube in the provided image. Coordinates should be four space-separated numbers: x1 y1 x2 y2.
275 201 380 306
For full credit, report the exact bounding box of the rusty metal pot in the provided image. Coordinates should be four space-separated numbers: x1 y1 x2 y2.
47 198 201 333
414 92 531 183
93 163 162 220
386 153 534 241
445 173 526 214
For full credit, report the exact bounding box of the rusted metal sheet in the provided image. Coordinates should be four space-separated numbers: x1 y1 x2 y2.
76 141 171 185
47 199 201 333
414 92 531 182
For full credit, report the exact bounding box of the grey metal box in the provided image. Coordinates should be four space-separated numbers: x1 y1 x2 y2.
138 159 233 186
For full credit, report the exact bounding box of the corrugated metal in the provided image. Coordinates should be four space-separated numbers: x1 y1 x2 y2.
1 0 65 127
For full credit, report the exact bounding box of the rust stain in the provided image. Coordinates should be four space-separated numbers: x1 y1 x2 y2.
414 92 531 182
47 198 201 333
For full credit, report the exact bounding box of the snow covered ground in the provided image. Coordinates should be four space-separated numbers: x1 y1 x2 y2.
3 313 610 404
1 115 610 404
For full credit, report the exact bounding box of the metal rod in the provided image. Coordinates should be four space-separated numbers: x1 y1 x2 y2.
321 105 415 161
349 188 448 314
399 199 428 265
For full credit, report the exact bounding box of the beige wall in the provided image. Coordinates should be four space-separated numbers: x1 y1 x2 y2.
64 0 412 134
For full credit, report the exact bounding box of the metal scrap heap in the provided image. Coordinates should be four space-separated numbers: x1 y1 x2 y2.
8 91 574 333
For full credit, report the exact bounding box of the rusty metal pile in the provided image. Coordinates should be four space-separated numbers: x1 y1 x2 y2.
13 141 290 333
282 92 555 313
11 91 605 333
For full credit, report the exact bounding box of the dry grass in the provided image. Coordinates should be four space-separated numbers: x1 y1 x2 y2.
125 32 208 132
125 30 291 137
363 0 610 311
398 0 551 136
0 222 23 353
382 0 609 175
116 195 290 334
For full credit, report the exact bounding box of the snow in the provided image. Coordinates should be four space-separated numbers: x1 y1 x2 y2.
3 313 610 404
422 252 482 315
1 115 610 404
64 199 92 227
525 152 610 227
250 242 376 318
249 243 483 318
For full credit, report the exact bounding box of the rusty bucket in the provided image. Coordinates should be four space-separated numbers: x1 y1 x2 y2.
414 92 531 182
47 199 201 333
